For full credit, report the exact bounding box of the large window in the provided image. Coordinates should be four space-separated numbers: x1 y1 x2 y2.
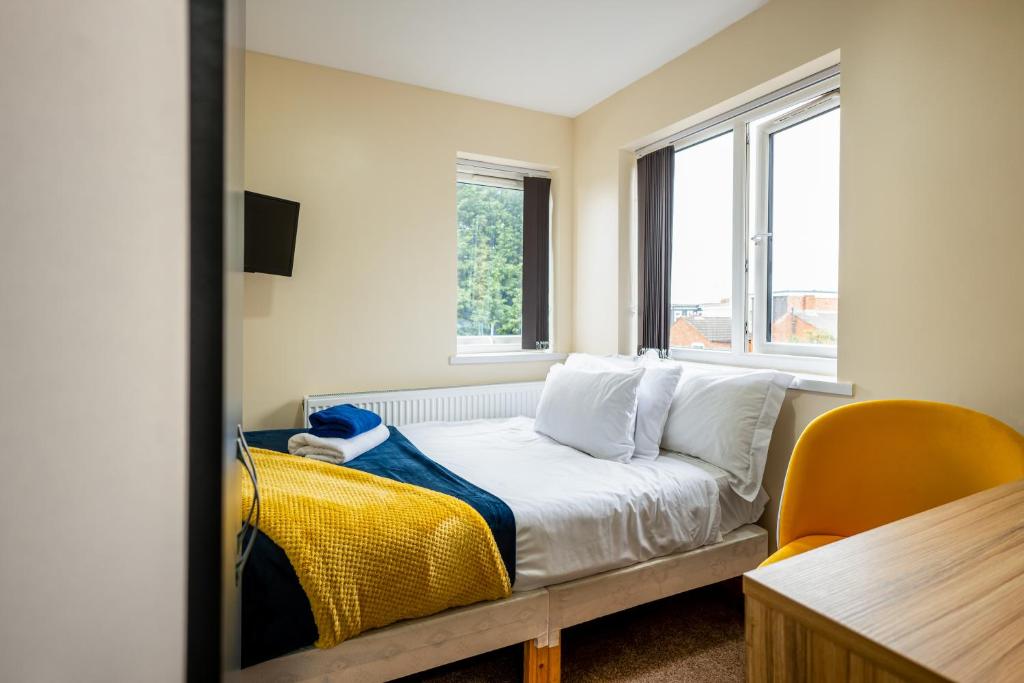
663 68 840 373
456 160 549 354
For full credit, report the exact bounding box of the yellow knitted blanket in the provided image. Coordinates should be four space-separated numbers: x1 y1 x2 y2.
241 448 511 649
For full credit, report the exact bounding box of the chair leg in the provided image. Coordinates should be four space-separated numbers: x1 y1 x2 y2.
523 637 561 683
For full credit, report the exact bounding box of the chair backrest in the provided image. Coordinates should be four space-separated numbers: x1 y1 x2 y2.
778 400 1024 547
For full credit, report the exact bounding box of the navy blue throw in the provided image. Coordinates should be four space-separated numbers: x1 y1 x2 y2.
307 403 382 439
240 426 517 667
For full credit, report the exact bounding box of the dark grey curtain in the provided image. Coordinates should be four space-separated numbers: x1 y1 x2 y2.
522 176 551 350
637 147 674 356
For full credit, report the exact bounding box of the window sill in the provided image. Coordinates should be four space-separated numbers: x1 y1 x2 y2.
788 373 853 396
449 351 567 366
672 358 853 397
669 346 836 375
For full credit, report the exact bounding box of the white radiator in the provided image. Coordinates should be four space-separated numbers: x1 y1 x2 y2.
303 381 545 427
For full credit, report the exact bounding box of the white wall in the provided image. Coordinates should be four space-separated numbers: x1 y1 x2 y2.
0 1 188 680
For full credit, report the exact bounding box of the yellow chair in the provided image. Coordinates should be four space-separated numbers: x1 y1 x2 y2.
761 399 1024 567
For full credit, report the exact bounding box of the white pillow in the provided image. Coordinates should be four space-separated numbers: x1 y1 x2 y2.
565 353 683 460
534 363 644 463
660 370 792 501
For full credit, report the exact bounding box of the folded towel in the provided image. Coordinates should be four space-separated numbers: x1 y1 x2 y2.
309 404 383 439
288 423 390 464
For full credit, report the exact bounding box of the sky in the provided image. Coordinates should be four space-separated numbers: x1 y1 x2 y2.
671 107 840 306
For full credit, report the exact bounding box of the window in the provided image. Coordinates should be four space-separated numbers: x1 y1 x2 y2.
660 67 840 373
757 103 840 353
671 132 736 351
456 159 550 354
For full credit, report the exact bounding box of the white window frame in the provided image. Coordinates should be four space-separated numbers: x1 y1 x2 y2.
662 70 840 376
751 89 840 360
455 158 551 356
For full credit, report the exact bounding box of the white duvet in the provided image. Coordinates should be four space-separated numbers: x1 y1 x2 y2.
400 416 739 592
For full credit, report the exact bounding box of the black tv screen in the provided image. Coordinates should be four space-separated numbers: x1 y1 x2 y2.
244 191 300 276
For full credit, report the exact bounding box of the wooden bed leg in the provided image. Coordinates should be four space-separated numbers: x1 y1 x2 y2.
547 641 561 683
523 637 561 683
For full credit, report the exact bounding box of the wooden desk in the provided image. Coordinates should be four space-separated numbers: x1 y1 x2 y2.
743 480 1024 682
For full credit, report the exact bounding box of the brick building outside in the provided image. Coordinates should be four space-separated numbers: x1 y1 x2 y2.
669 291 837 349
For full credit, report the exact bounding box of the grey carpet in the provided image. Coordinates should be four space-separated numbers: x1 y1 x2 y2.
398 580 745 682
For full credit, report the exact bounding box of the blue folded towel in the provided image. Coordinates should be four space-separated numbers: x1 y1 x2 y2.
309 404 383 439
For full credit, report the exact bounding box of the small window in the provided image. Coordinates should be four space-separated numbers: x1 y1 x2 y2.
455 159 550 354
457 178 523 352
659 67 840 373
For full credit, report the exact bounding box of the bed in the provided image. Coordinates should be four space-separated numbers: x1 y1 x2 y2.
401 417 767 591
239 412 769 682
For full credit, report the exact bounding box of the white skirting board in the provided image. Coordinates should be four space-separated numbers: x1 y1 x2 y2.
239 525 768 682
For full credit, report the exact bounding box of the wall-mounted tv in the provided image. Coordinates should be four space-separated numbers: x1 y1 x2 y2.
244 191 300 276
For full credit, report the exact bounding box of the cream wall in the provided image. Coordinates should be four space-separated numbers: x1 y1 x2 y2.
246 3 1024 545
0 0 188 679
573 0 1024 544
244 52 574 428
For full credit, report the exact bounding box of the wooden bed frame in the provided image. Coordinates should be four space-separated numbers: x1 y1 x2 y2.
243 383 770 680
241 524 767 682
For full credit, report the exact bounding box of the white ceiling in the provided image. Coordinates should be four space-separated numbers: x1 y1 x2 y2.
246 0 767 117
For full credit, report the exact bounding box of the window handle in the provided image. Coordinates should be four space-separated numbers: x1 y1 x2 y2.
750 232 772 245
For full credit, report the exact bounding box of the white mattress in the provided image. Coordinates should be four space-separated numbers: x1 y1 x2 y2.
664 450 769 536
400 417 766 592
